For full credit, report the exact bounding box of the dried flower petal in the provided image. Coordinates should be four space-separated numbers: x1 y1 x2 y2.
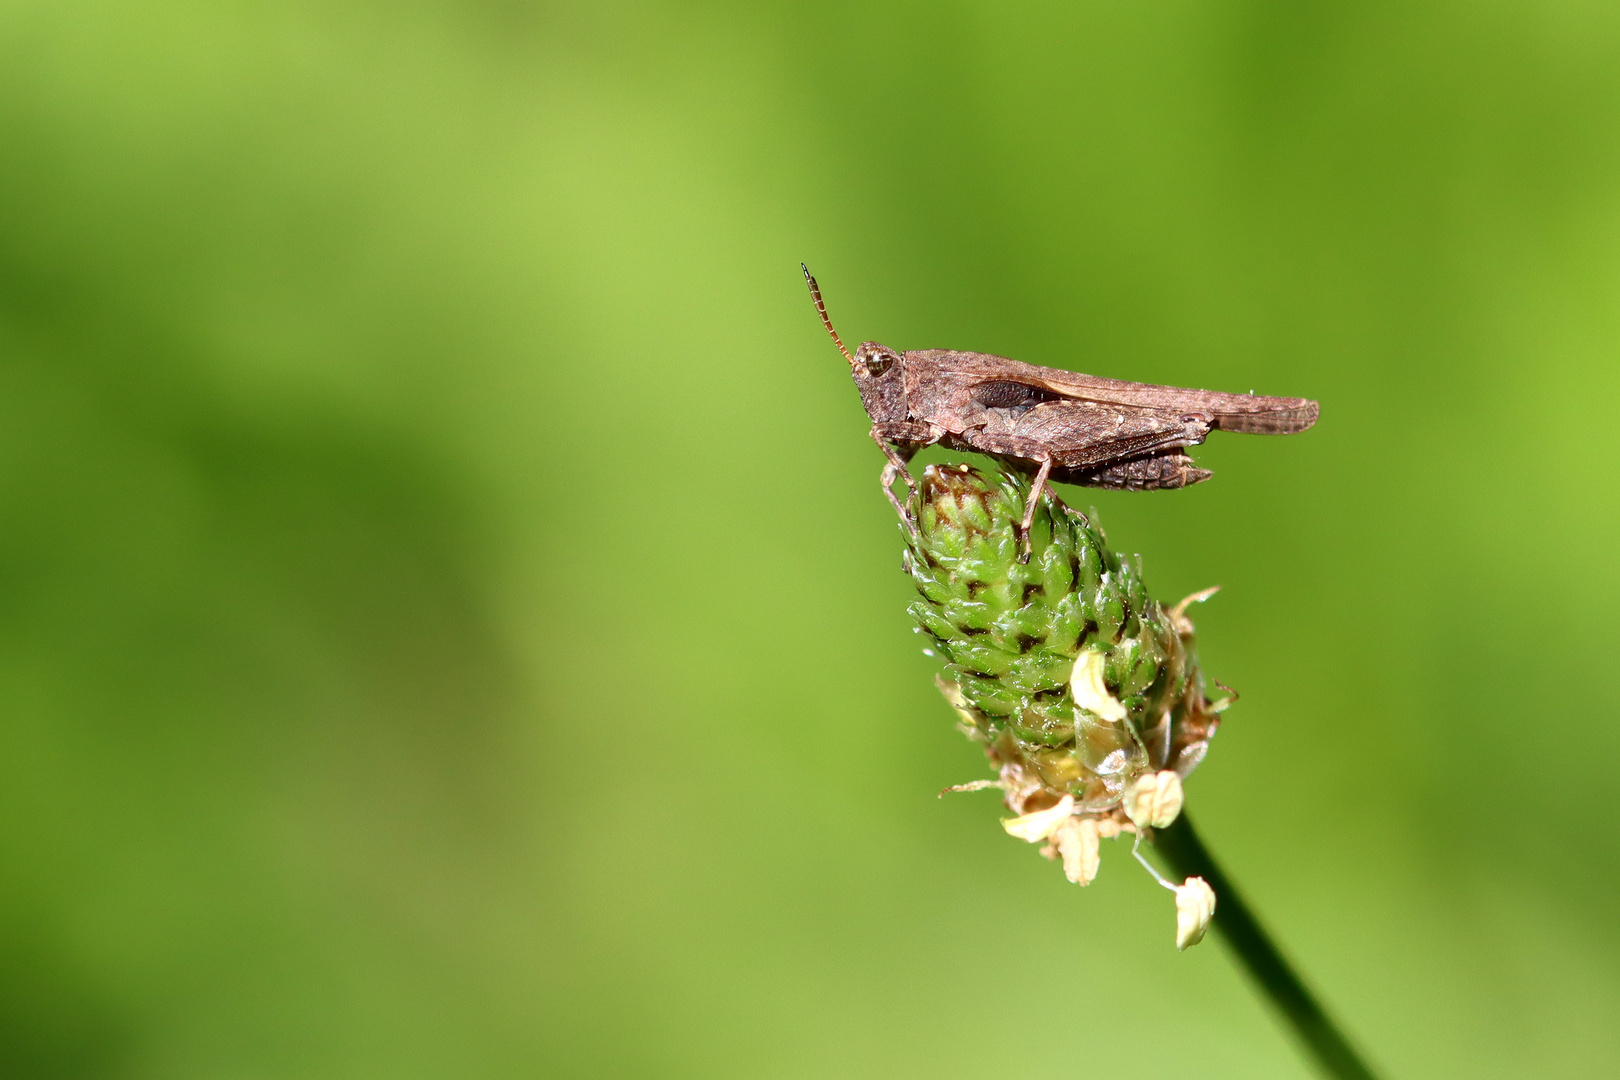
1174 876 1216 950
938 779 1003 796
1168 586 1220 636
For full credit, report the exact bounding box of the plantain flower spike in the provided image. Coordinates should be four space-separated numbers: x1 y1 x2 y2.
906 462 1226 943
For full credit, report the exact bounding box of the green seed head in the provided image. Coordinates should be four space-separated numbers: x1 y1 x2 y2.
906 463 1223 838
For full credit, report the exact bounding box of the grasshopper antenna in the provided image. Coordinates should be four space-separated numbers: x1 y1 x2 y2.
802 263 853 364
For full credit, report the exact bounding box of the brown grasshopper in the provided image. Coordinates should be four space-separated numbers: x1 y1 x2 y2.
803 265 1318 558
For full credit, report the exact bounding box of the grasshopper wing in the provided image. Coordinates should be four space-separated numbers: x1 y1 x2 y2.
911 350 1318 435
1017 366 1317 435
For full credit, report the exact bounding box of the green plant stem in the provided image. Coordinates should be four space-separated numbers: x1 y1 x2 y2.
1152 814 1381 1080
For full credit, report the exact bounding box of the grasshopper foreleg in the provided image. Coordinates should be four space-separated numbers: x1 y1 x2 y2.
1017 456 1054 563
878 444 918 531
869 424 929 532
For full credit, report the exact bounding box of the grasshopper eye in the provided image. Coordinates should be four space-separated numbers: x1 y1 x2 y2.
864 354 896 377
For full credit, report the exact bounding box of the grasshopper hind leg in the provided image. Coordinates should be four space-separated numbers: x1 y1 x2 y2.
1059 451 1212 491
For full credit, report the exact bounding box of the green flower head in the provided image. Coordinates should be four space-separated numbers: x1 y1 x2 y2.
908 463 1228 893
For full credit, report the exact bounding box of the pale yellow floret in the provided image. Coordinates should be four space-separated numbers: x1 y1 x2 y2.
1000 795 1075 842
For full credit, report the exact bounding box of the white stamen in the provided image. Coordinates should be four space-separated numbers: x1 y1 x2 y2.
1052 816 1101 885
1174 877 1216 950
1123 771 1184 829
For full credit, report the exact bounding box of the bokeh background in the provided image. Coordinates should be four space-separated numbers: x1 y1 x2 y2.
2 2 1618 1077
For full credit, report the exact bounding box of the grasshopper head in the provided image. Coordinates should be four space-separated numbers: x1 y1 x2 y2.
850 341 907 423
802 264 908 423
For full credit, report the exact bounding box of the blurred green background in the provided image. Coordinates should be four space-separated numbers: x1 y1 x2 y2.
1 1 1617 1077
